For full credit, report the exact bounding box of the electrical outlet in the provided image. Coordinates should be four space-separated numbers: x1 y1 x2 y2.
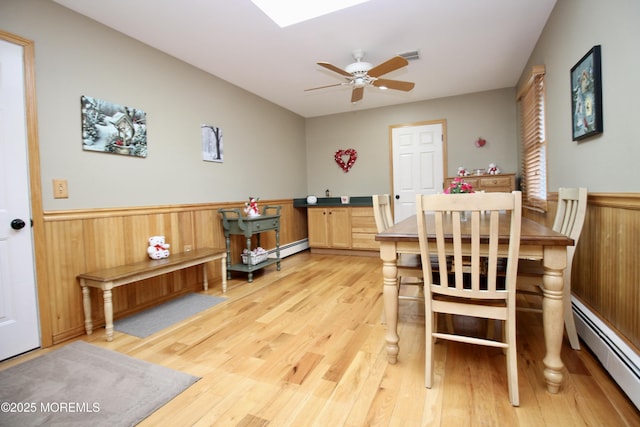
184 245 193 252
53 179 68 199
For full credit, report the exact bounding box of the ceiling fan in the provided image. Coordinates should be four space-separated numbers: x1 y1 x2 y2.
305 49 415 103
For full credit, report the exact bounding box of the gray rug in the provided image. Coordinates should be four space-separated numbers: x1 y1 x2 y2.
114 293 226 338
0 341 199 427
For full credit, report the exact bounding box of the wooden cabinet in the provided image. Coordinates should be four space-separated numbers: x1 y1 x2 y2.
444 173 516 193
308 207 351 249
350 207 378 250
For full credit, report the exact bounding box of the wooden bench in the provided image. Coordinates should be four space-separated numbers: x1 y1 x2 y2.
78 247 226 341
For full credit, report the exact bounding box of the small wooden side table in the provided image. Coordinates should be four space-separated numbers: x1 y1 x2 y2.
218 205 281 282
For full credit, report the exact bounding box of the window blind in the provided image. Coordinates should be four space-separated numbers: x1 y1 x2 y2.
517 66 547 212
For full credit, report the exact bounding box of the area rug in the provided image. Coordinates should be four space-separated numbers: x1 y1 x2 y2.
0 341 199 427
114 292 226 338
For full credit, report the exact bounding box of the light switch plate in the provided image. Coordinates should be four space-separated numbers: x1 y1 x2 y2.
53 179 68 199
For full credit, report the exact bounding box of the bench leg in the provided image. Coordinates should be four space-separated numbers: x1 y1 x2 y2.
103 285 114 342
203 264 209 291
81 281 93 335
222 256 227 292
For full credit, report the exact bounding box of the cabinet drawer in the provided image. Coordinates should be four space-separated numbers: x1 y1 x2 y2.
351 215 376 233
479 176 513 188
352 233 379 250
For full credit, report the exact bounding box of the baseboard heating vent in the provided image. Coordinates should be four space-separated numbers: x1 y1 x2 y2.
267 239 309 259
573 297 639 410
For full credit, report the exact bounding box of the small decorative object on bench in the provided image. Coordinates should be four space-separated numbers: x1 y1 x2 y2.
244 196 260 217
147 235 170 259
242 247 268 265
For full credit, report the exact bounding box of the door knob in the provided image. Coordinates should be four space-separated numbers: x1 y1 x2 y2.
10 219 26 230
395 195 400 200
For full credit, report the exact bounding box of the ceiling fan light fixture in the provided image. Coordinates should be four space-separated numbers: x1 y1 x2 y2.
353 76 367 87
345 61 372 74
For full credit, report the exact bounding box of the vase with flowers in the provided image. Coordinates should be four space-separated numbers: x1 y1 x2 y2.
444 177 474 221
444 177 475 194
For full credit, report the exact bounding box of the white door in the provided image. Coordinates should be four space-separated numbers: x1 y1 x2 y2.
391 122 444 222
0 38 40 360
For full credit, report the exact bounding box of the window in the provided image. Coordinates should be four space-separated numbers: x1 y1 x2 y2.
517 65 547 212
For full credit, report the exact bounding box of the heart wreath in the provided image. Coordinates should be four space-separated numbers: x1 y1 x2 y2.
334 149 358 173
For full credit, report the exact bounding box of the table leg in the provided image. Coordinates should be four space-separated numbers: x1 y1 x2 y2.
225 234 232 280
380 243 399 364
275 227 281 271
102 284 114 342
541 246 567 393
246 236 254 282
80 280 93 335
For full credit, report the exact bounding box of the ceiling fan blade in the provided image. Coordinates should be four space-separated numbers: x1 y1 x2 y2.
317 62 352 77
351 87 364 103
304 83 344 92
373 78 415 91
367 56 409 78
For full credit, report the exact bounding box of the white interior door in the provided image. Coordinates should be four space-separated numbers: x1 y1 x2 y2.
0 38 40 360
391 122 444 222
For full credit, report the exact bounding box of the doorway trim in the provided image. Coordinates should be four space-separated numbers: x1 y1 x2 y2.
0 30 51 347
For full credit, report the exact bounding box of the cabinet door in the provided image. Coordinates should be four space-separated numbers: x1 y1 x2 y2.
308 208 329 247
328 208 351 248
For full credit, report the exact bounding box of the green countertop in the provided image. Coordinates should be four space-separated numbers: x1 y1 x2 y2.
293 196 373 208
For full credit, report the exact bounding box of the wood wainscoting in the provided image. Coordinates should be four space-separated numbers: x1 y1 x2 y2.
524 192 640 351
39 199 308 345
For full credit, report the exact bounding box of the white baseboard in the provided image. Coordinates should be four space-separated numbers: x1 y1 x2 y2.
267 239 309 259
573 298 639 410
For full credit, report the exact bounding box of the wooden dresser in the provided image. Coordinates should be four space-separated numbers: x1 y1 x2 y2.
444 173 516 193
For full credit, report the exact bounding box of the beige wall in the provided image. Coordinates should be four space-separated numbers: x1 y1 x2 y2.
1 0 307 210
518 0 639 192
305 88 518 198
4 0 638 209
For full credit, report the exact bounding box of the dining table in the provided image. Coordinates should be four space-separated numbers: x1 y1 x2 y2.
375 213 574 394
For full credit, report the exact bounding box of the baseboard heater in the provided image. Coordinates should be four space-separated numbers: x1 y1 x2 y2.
573 297 639 410
266 238 309 259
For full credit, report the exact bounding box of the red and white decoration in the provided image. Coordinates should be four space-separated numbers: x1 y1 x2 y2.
334 148 358 173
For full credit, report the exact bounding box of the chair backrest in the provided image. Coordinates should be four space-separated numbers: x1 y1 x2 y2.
553 187 587 270
416 192 522 302
372 194 394 233
553 187 587 241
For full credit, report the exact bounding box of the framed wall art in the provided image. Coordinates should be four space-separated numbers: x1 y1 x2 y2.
570 45 602 141
201 125 224 162
81 95 147 157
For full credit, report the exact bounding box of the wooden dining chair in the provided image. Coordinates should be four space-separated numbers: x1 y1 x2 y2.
517 187 587 350
372 195 423 305
416 191 522 406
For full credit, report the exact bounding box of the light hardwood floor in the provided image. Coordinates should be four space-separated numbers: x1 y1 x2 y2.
3 252 638 426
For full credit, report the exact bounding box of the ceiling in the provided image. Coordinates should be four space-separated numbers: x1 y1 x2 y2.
52 0 556 118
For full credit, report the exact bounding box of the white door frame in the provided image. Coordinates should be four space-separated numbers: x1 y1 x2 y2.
0 30 49 350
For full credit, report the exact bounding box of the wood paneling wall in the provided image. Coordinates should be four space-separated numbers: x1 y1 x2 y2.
40 199 308 344
524 192 640 352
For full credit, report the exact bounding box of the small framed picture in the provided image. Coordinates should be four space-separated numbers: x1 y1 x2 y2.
202 125 224 162
570 45 603 141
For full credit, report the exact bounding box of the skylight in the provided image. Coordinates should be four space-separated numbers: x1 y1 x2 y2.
251 0 371 27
